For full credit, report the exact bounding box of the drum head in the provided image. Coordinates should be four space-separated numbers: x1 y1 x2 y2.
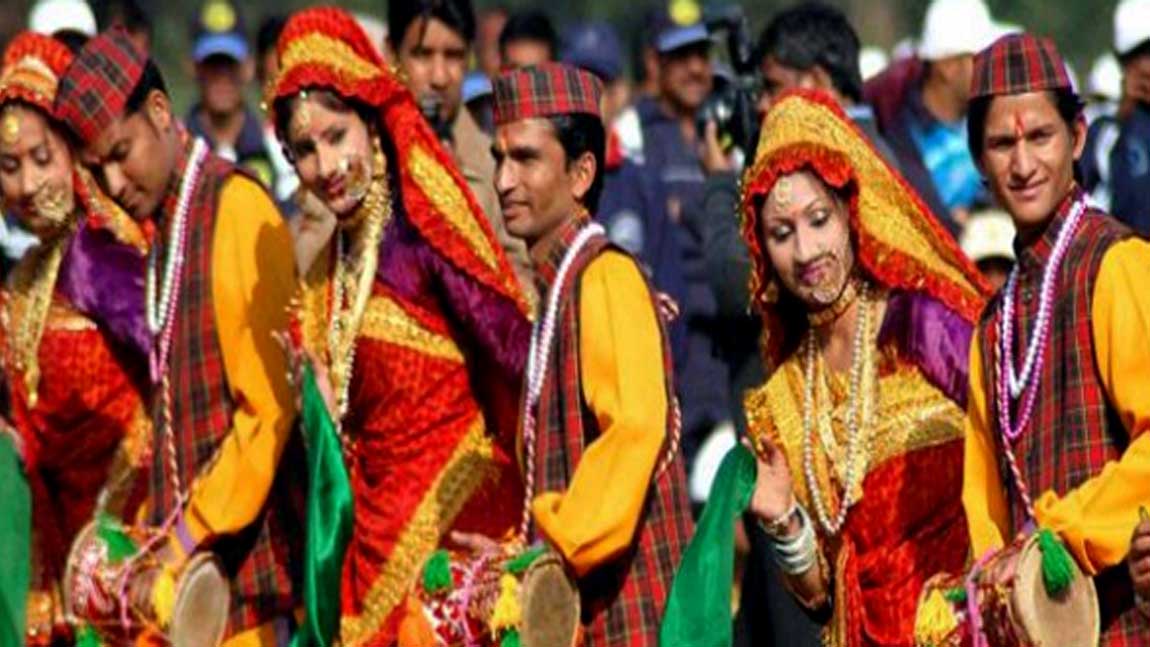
519 555 580 647
170 554 230 647
1012 538 1100 647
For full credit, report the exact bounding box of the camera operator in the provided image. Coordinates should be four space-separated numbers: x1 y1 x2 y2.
387 0 534 298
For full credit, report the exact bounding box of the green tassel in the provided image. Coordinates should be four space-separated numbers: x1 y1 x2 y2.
1037 528 1075 596
423 549 453 594
75 624 103 647
943 587 967 604
504 545 546 575
500 629 521 647
95 512 136 564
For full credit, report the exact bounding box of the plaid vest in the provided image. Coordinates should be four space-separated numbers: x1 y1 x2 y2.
532 219 694 647
978 195 1147 644
149 152 303 635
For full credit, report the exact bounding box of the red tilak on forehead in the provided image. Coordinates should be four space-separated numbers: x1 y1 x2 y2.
1013 113 1026 138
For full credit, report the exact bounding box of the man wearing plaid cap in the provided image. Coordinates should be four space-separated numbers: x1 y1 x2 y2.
487 62 692 646
961 32 1150 644
54 27 302 645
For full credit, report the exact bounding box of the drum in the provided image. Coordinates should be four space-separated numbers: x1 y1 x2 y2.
413 545 581 647
915 534 1100 647
63 521 230 647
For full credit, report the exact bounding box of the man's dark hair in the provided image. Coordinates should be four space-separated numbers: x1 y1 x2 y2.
97 0 153 40
1119 39 1150 67
54 31 90 54
257 15 287 60
498 11 557 60
388 0 477 48
756 2 863 103
123 59 168 115
547 113 605 212
967 88 1085 161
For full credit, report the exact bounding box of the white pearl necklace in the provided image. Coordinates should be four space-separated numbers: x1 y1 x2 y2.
519 222 605 538
145 138 209 335
802 284 871 537
1000 197 1086 399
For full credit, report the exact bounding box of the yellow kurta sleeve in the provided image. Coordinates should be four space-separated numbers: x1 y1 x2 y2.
182 175 297 543
531 250 667 578
962 330 1012 557
1033 238 1150 574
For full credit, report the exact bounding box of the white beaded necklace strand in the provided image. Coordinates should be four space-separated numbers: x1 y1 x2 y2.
518 222 605 538
146 138 208 336
802 284 871 537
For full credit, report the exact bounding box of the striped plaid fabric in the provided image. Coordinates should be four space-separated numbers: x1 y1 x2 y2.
532 220 694 646
492 62 603 126
971 32 1072 99
978 192 1148 644
149 150 303 636
54 27 146 146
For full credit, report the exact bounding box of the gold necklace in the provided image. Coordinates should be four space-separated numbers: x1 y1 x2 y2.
807 276 860 328
327 147 392 424
3 234 70 408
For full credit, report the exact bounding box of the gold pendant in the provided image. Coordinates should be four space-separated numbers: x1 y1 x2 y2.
290 91 312 141
1 108 21 146
771 176 793 208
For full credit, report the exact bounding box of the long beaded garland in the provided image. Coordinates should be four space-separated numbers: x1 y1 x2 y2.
802 283 872 537
519 223 606 538
146 138 209 382
995 197 1086 516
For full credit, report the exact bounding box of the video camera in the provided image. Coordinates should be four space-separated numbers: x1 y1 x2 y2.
695 5 761 162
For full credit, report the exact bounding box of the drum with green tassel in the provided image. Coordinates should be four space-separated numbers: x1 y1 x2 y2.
403 544 581 647
63 517 230 646
914 531 1099 647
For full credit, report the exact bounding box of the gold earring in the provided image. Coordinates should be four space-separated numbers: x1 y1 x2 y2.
762 279 780 305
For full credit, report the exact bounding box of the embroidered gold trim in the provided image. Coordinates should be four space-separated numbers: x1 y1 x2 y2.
359 295 464 363
280 33 380 84
3 237 68 408
340 415 497 645
408 144 498 273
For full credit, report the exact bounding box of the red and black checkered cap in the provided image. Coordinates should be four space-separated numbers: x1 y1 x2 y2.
971 33 1073 100
54 26 147 146
492 62 603 126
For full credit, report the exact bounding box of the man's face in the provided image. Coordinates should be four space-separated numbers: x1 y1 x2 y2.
476 10 507 77
658 43 713 114
0 104 76 239
392 16 468 125
259 47 280 89
196 54 248 116
602 79 632 126
933 54 975 109
80 91 180 221
1122 51 1150 105
758 56 818 117
493 117 591 246
978 91 1085 234
501 39 552 69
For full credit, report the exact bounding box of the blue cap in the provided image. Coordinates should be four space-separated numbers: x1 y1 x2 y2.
647 8 710 55
561 22 624 82
191 1 249 62
462 71 493 104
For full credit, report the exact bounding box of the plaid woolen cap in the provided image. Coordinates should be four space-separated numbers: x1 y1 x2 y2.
492 62 602 127
55 26 147 146
971 33 1073 100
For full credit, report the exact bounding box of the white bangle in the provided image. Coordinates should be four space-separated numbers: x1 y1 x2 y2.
769 505 818 575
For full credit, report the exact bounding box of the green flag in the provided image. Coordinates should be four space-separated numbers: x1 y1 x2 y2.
292 363 354 647
660 444 756 647
0 433 30 646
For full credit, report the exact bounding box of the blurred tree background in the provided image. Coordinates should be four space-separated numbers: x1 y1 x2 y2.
0 0 1122 114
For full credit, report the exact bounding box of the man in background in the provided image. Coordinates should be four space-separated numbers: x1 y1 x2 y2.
185 0 279 195
387 0 534 298
498 10 557 69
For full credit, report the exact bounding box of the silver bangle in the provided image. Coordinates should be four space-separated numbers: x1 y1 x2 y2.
769 504 818 575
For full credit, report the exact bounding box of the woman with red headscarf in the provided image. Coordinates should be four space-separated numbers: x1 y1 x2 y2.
267 7 532 646
0 31 150 645
663 89 989 647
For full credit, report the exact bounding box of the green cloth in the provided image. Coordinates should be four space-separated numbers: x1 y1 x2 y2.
291 364 354 647
0 433 30 646
660 445 756 647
